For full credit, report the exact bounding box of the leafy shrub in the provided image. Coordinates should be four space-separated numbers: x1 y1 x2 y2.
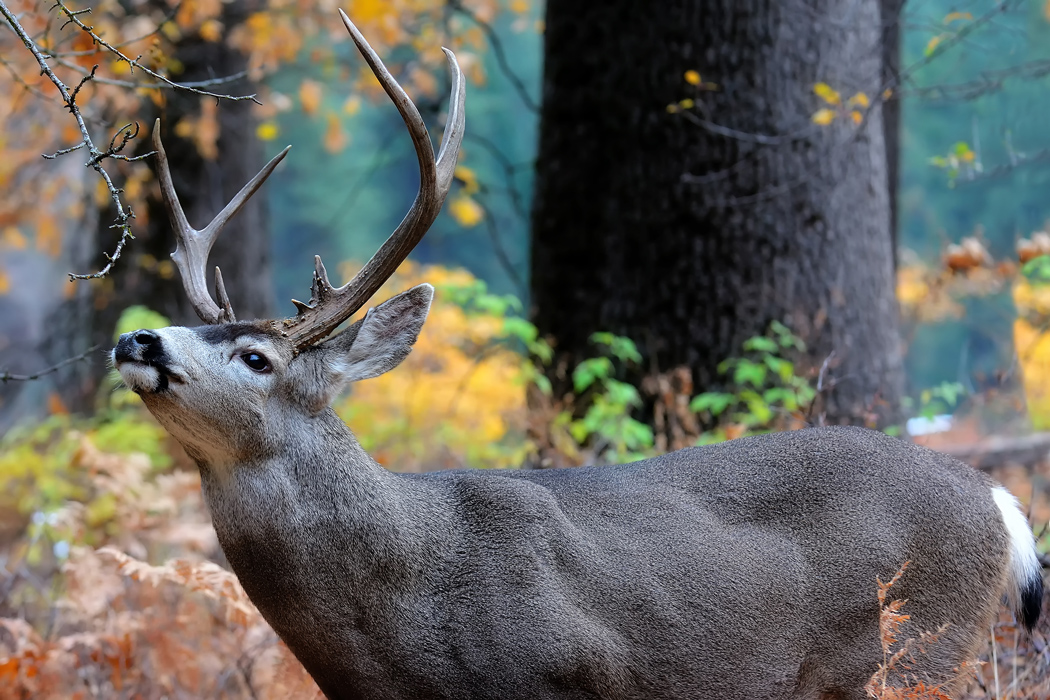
690 321 816 443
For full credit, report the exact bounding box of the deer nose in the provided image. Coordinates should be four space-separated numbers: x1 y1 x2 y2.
133 330 159 347
114 329 161 363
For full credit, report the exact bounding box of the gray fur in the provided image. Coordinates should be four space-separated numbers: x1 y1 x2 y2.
113 285 1041 700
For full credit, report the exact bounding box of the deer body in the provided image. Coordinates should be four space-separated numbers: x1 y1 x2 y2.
168 348 1029 699
113 12 1042 698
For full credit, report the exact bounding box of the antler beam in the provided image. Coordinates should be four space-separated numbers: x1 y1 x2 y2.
154 119 290 324
272 9 466 350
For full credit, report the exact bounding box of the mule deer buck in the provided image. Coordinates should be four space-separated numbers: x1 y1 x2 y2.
112 10 1043 700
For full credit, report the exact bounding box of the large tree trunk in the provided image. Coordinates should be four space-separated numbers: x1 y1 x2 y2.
531 0 903 433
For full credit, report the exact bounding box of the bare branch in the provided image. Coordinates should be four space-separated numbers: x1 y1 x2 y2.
0 345 99 382
447 0 537 113
49 0 260 103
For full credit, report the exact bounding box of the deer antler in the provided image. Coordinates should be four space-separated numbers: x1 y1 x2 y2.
154 120 291 324
271 9 466 350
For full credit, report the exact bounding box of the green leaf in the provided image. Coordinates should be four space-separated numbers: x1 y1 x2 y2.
604 379 641 407
502 317 538 344
763 355 794 381
621 418 654 450
743 336 778 353
689 392 734 416
1022 256 1050 285
733 360 768 388
590 332 642 364
114 306 171 341
532 373 552 396
473 293 509 316
572 357 613 393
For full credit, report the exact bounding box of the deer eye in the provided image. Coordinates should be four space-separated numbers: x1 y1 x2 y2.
240 352 270 373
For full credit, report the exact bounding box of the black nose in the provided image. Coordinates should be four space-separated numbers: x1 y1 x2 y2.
133 330 159 346
114 329 161 363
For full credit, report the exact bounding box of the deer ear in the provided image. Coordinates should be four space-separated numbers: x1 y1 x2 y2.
321 284 433 385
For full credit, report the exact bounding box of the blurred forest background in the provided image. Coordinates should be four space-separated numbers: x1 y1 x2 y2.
3 0 1050 696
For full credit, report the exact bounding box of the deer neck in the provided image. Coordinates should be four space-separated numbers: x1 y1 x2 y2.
194 408 451 636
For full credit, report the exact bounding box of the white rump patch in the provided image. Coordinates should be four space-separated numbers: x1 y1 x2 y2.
992 486 1041 589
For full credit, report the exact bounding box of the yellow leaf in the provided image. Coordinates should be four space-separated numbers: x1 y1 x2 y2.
850 111 862 125
847 92 870 108
666 103 680 114
684 69 701 86
678 98 694 109
199 19 223 42
882 88 893 100
299 79 323 116
160 21 181 42
448 195 484 227
925 35 943 56
1046 0 1050 22
256 122 279 141
0 269 8 295
813 82 841 106
1 227 26 250
811 108 836 126
510 0 529 13
174 118 194 139
944 11 972 23
343 95 361 116
455 165 479 195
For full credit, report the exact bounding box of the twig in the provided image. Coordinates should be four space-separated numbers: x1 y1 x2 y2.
448 0 537 112
49 0 259 103
0 345 100 382
463 131 531 221
473 193 526 296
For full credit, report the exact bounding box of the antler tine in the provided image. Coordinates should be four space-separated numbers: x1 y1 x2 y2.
274 10 466 350
153 119 291 324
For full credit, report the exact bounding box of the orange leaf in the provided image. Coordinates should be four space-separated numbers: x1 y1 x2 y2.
299 79 323 116
322 113 347 154
35 216 61 257
48 393 69 415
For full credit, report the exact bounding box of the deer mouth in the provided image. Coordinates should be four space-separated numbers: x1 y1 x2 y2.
113 356 181 394
112 333 183 394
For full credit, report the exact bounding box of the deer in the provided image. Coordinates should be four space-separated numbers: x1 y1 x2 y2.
111 10 1043 700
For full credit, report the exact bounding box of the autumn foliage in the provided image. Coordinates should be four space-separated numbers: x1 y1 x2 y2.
0 0 532 289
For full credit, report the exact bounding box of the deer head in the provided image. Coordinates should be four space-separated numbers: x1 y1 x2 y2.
113 10 464 468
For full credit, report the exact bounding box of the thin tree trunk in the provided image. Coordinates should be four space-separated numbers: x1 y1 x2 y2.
531 0 903 430
881 0 903 268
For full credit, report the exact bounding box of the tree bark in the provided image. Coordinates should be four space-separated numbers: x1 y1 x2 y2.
531 0 903 429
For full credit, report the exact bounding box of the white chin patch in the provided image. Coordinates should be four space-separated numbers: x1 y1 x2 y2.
118 363 162 393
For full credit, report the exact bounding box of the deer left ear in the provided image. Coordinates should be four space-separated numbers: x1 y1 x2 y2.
321 283 433 386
